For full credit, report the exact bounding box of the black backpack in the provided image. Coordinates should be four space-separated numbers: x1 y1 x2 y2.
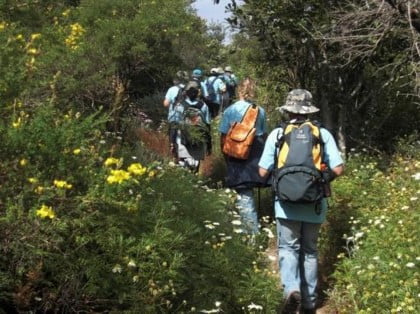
272 120 326 205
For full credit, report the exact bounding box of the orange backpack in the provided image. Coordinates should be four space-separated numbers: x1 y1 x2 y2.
222 104 259 160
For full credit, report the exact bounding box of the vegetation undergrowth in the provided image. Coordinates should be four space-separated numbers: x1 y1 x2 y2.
321 144 419 313
0 104 280 313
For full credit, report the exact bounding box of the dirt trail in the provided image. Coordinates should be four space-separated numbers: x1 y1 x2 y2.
264 236 337 313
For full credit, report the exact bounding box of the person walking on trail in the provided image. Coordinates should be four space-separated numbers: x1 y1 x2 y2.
191 68 206 100
174 80 211 172
163 70 189 159
258 89 344 314
223 66 239 107
219 77 269 235
204 67 226 119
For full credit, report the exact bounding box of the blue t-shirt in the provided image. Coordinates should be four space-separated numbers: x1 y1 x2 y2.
258 126 344 223
204 76 226 105
164 85 183 122
219 100 267 136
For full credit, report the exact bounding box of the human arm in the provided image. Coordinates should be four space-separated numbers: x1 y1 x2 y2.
217 78 227 93
163 86 178 108
258 129 279 177
321 128 345 181
163 98 170 108
259 167 270 179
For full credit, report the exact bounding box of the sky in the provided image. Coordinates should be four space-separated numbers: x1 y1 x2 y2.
191 0 241 43
191 0 232 26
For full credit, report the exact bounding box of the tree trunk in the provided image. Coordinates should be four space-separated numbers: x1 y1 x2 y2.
337 103 347 158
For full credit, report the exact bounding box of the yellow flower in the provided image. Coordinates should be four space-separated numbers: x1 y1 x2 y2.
104 157 122 167
19 158 28 166
106 169 131 184
62 9 71 17
28 177 38 184
31 33 41 40
65 23 85 50
16 34 24 40
148 170 156 178
127 163 147 176
12 117 22 128
0 22 6 30
27 48 38 55
73 148 81 155
35 186 44 194
53 179 72 189
36 204 55 219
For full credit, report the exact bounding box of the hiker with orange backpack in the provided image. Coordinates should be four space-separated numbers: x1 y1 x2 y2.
258 89 344 314
219 78 269 235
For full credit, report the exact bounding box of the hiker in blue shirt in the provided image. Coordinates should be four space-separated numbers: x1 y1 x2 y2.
223 66 239 106
258 89 344 314
204 67 226 119
219 77 269 235
191 68 207 100
163 70 189 158
175 80 211 172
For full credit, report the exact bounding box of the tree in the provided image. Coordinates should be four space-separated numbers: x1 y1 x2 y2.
226 0 419 152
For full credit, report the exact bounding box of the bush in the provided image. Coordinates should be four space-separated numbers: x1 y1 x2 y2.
324 148 420 313
0 104 280 312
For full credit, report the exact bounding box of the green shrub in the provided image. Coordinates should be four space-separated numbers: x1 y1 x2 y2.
0 104 280 312
324 149 420 313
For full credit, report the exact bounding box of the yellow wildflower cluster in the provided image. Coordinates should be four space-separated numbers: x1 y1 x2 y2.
104 157 155 185
104 157 122 167
0 21 7 30
65 23 85 50
53 179 73 189
127 163 147 176
107 169 131 184
36 204 55 219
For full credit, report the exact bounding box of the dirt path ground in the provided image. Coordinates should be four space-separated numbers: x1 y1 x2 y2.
264 236 337 313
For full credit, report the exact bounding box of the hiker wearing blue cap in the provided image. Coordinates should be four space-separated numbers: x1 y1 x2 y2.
191 68 207 104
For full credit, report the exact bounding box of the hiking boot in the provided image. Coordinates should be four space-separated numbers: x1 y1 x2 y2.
281 291 301 314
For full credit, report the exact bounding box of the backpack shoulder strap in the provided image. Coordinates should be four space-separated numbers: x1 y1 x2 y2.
174 84 185 104
194 100 205 110
240 103 259 128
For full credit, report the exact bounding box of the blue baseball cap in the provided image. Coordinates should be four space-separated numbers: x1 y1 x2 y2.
192 68 202 77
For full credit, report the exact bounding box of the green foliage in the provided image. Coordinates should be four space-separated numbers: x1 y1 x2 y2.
0 104 279 312
322 147 420 312
227 0 420 151
1 0 223 132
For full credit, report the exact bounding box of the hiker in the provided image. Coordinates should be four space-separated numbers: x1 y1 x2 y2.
204 67 226 119
191 68 206 100
163 70 189 159
223 66 239 106
219 77 269 235
258 89 344 314
174 80 211 172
